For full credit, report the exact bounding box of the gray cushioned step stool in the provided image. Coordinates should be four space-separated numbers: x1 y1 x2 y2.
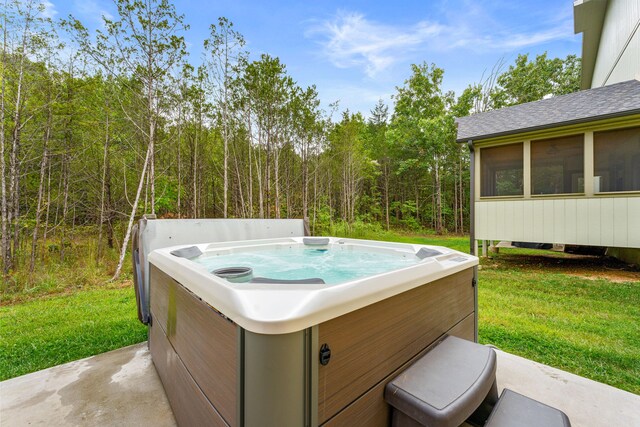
484 389 571 427
384 335 571 427
384 335 498 427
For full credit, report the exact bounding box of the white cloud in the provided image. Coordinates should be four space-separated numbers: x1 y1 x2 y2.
306 11 446 78
73 0 114 23
495 24 574 50
41 0 58 19
306 8 575 79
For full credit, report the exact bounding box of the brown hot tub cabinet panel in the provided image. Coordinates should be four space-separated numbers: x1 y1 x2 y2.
317 269 474 424
150 265 238 426
448 312 476 342
148 263 475 427
320 314 475 427
149 318 229 426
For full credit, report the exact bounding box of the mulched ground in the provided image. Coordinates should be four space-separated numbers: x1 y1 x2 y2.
482 252 640 283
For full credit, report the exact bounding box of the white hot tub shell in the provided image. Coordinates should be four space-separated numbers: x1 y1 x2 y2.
135 220 479 427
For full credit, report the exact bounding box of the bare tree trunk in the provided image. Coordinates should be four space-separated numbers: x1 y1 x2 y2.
454 172 458 234
97 101 110 263
312 160 318 234
248 136 253 218
0 13 7 274
144 162 149 214
266 131 271 219
415 185 420 225
256 131 264 219
112 143 153 280
384 162 390 231
60 60 75 263
53 157 63 236
150 123 155 215
60 155 70 262
177 105 182 218
71 205 76 239
285 147 293 219
197 107 203 218
147 40 156 216
435 157 443 234
30 102 51 272
223 115 228 218
302 140 308 219
232 142 246 217
106 164 114 249
341 153 347 222
5 1 35 272
10 124 20 269
42 157 52 255
274 145 281 219
7 78 25 271
350 159 353 223
192 131 198 218
431 192 435 229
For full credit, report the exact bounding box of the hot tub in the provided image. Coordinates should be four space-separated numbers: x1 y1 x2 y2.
144 234 478 427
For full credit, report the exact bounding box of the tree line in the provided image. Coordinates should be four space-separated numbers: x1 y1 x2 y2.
0 0 580 278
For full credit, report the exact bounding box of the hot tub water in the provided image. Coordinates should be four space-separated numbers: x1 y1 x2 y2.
194 245 420 285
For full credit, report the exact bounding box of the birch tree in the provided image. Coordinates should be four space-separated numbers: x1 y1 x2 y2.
1 0 54 273
29 63 53 272
241 55 294 218
291 86 323 220
66 0 187 279
203 17 246 218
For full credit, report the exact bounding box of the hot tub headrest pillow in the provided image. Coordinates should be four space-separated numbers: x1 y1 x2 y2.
416 247 442 259
170 246 203 259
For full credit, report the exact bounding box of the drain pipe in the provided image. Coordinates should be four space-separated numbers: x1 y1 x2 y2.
468 140 475 256
468 139 478 342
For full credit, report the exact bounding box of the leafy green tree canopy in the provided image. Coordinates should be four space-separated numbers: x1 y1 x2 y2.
490 52 581 108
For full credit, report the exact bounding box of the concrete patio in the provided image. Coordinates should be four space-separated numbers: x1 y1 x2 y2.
1 342 638 426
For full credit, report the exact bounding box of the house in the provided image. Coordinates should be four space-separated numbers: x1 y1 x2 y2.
575 0 640 89
456 0 640 260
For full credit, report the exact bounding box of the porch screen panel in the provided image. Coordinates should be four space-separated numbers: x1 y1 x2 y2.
594 127 640 192
531 134 584 195
480 143 523 197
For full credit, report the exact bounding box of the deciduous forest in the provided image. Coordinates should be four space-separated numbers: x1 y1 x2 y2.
1 0 580 287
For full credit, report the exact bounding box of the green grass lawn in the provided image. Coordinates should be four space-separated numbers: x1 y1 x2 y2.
479 260 640 394
0 286 147 380
1 231 638 396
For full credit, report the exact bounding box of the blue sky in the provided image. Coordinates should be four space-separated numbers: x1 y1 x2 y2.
49 0 582 117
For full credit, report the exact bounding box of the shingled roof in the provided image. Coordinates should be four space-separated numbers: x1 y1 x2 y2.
456 79 640 142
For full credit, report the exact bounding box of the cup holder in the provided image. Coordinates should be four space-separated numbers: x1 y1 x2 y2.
212 266 253 283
